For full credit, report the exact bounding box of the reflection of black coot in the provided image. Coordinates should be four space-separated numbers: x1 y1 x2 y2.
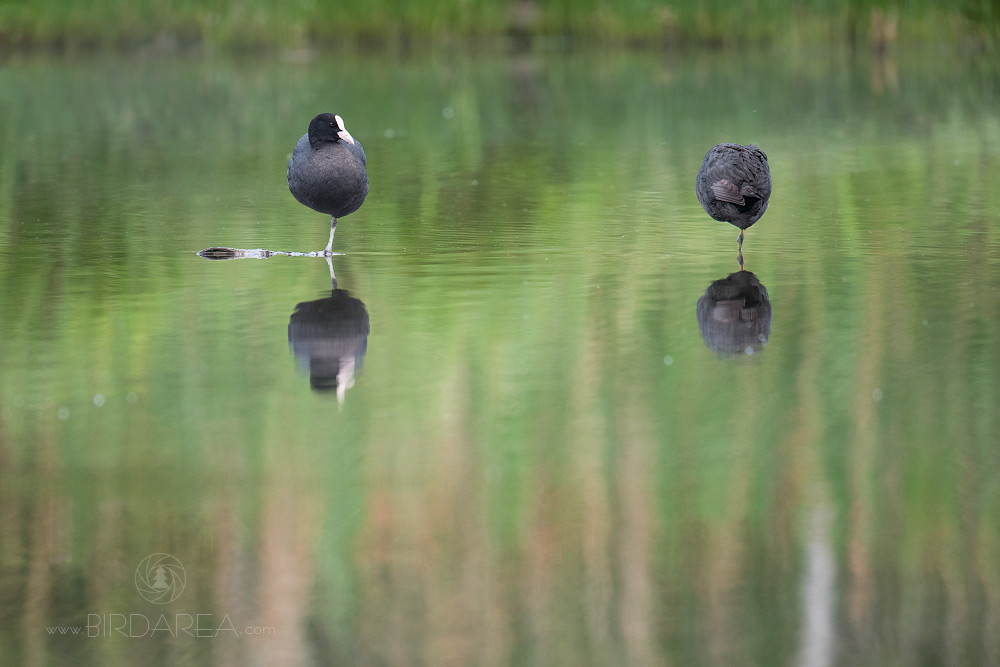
288 290 369 398
696 270 772 355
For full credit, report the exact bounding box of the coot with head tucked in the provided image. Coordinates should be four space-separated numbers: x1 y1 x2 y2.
287 113 368 255
696 143 771 254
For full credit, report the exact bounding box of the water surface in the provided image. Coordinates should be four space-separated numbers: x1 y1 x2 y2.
0 48 998 666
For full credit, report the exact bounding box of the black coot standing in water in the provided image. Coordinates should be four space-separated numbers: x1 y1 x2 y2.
696 144 771 263
288 113 369 255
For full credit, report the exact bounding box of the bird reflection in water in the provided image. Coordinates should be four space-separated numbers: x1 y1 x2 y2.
696 270 771 356
288 258 369 404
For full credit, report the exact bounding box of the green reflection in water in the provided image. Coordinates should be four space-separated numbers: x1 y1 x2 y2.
0 49 998 666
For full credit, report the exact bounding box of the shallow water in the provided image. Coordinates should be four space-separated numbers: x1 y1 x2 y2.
0 48 998 665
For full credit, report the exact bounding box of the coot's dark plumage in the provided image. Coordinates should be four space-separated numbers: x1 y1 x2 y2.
287 113 368 255
696 143 771 252
696 270 772 356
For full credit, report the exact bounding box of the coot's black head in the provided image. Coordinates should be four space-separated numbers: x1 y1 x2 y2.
308 113 356 148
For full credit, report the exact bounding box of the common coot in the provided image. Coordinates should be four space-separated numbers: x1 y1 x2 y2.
695 143 771 255
287 113 369 255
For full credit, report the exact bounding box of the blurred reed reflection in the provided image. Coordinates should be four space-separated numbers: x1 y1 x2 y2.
288 288 369 401
696 270 772 356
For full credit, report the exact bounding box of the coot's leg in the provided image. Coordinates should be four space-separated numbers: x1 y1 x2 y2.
326 255 338 290
737 228 745 251
325 217 338 255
